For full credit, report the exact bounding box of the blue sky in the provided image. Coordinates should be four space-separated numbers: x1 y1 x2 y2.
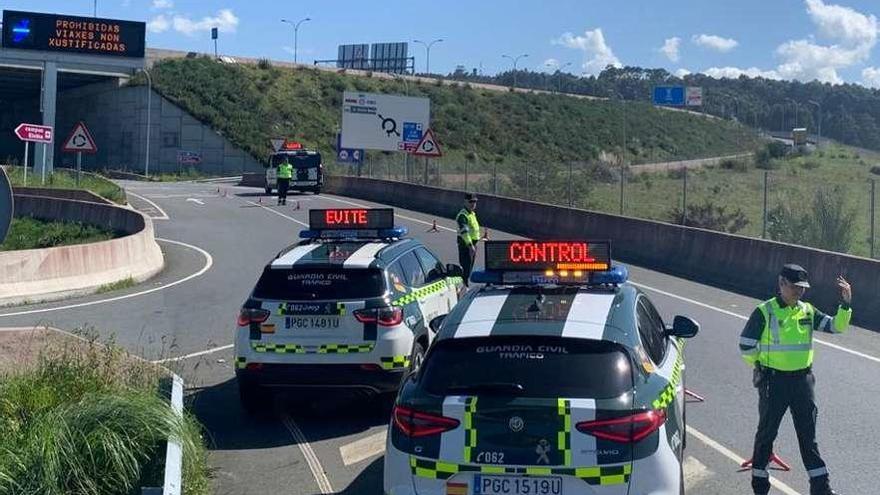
13 0 880 86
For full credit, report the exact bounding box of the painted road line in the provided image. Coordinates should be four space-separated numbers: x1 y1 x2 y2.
630 281 880 365
688 427 801 495
245 201 309 227
282 416 333 494
152 344 233 364
339 430 387 466
0 238 213 318
323 195 457 233
186 198 205 206
682 456 712 490
127 190 170 220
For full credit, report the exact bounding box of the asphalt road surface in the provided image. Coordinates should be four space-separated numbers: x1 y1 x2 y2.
2 180 878 495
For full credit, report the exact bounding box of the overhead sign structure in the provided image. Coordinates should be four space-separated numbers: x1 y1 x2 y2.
2 10 146 58
686 86 703 107
340 91 430 152
14 123 53 143
0 167 12 245
62 122 97 154
411 128 442 157
653 86 686 106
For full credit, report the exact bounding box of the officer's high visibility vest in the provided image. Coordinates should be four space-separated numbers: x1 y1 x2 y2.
277 162 293 179
745 298 848 371
456 209 480 246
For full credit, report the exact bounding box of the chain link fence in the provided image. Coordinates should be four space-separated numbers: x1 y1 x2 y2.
327 153 879 259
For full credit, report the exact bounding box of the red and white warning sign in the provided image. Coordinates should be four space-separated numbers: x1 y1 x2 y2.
62 121 98 154
411 128 442 157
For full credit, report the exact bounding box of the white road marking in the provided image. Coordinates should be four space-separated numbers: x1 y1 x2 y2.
688 426 802 495
322 195 456 233
282 416 333 494
186 198 205 206
0 238 213 318
152 344 233 364
245 201 309 227
682 456 712 490
339 430 387 466
127 190 169 220
630 281 880 365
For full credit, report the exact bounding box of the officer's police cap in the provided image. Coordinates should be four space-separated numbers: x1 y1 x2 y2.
781 264 810 288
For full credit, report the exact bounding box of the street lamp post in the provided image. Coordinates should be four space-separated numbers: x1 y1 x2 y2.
502 53 528 89
93 0 97 16
281 17 311 64
141 69 153 176
413 39 443 75
558 62 572 93
808 100 822 147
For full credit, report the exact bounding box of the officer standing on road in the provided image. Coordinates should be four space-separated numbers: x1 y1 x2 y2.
276 156 293 206
456 193 481 286
739 264 852 495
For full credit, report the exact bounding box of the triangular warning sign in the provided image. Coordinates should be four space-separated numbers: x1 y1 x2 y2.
62 122 97 154
270 138 286 152
412 128 442 157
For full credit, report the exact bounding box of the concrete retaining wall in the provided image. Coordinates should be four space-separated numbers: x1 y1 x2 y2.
13 187 112 205
326 176 880 330
0 194 164 306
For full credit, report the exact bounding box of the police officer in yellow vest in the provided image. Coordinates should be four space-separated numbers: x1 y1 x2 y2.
739 264 852 495
456 193 480 286
276 156 294 206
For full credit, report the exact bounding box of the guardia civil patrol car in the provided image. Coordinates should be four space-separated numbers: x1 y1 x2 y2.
384 240 700 495
234 208 465 411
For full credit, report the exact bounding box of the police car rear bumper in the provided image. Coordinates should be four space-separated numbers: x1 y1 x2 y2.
236 363 406 393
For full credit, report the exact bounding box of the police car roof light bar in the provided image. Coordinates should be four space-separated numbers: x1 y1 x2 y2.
470 264 628 287
298 226 408 240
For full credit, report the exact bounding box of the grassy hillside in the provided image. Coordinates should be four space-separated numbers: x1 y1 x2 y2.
142 57 759 166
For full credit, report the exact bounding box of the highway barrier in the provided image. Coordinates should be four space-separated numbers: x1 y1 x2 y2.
0 193 164 306
326 176 880 331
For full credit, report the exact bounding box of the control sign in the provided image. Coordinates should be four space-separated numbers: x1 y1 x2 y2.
484 240 611 272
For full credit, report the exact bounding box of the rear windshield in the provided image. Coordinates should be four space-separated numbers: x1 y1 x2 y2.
420 336 633 399
270 153 321 168
252 267 384 300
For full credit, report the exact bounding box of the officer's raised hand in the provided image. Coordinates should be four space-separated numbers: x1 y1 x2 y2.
837 276 852 304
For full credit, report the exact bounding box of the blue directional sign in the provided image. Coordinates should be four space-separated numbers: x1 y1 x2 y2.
653 86 686 106
402 122 423 143
336 133 364 164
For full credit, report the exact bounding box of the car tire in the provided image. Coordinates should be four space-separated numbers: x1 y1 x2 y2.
313 188 321 195
239 380 271 414
410 340 426 373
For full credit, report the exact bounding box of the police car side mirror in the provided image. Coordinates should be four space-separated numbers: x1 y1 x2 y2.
429 314 447 334
666 316 700 338
446 264 464 278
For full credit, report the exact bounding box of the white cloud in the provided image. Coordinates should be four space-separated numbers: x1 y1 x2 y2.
172 9 239 36
862 67 880 87
704 66 782 80
674 68 691 77
806 0 877 46
147 14 170 33
660 37 681 62
543 58 560 69
692 34 739 52
554 28 621 75
151 0 173 9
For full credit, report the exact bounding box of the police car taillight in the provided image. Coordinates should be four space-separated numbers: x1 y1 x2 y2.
353 306 403 327
575 409 666 443
392 405 460 438
237 308 270 327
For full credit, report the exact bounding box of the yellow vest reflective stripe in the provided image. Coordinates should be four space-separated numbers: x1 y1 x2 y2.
456 209 480 246
277 163 294 179
756 298 814 371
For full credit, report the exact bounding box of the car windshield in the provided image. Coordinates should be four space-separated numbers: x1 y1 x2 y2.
420 336 633 399
270 153 321 168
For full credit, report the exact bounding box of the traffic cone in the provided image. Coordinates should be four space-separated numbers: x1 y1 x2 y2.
739 453 792 472
258 197 262 205
293 200 300 210
426 219 440 233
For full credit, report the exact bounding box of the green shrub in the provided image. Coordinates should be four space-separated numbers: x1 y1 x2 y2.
801 159 821 170
870 165 880 175
667 200 749 233
767 187 855 252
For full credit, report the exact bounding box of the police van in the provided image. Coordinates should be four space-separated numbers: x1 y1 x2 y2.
264 142 323 195
384 240 700 495
234 208 465 411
